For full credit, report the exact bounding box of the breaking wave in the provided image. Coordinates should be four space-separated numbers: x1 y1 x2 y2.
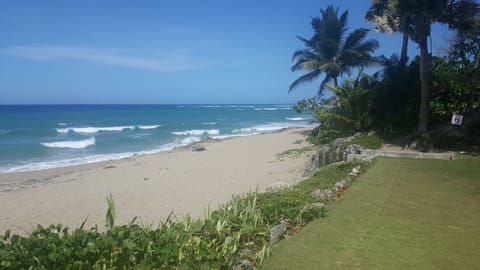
172 129 220 136
41 137 96 149
57 126 135 134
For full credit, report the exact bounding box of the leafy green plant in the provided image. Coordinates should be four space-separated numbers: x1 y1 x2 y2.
276 145 316 160
0 161 370 269
105 192 115 229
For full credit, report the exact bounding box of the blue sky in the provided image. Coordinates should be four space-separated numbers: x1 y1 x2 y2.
0 1 452 104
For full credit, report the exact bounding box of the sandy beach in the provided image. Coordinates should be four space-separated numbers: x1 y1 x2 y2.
0 128 311 234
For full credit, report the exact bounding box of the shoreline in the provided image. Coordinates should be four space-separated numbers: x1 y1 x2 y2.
0 127 312 234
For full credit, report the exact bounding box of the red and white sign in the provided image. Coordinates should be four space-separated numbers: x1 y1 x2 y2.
451 114 463 126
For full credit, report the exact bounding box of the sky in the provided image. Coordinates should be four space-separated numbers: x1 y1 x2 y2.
0 1 454 105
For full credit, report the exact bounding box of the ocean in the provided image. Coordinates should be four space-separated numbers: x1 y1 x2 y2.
0 104 313 173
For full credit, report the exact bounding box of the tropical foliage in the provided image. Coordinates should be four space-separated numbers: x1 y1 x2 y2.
289 5 379 96
309 70 377 144
368 0 479 132
293 2 479 144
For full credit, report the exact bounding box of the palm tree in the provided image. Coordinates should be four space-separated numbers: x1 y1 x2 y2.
368 0 478 132
289 5 379 96
399 0 478 132
365 0 412 65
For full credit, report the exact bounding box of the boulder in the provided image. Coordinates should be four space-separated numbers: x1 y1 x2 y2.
269 223 287 243
349 166 361 176
266 182 291 192
190 145 206 152
301 202 326 213
334 180 347 191
345 144 365 155
293 139 304 144
311 189 334 200
233 259 254 270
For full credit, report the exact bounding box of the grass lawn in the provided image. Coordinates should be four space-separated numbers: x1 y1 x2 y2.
260 156 480 270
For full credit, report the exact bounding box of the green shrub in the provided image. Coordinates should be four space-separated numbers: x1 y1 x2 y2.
349 133 383 150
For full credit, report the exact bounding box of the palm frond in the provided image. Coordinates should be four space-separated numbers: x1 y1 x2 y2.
318 75 333 96
291 49 315 63
342 28 369 51
289 69 322 93
291 59 320 72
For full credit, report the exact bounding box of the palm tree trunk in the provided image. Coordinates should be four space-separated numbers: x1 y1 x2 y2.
334 77 338 86
400 32 409 66
418 34 430 133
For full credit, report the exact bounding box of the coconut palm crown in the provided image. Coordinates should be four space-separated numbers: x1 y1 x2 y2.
289 5 379 96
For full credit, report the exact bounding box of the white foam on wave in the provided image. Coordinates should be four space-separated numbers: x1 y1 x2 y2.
41 137 96 149
172 129 220 136
58 123 68 126
179 136 203 145
254 107 291 111
1 135 207 173
202 122 217 125
138 125 161 130
233 122 310 135
211 133 261 140
57 126 135 134
286 117 308 121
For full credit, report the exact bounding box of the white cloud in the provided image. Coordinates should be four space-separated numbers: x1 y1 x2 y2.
0 45 211 71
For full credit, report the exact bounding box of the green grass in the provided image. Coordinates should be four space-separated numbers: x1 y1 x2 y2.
348 133 383 149
275 145 317 160
260 157 480 270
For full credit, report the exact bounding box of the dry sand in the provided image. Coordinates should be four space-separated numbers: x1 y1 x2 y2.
0 128 312 234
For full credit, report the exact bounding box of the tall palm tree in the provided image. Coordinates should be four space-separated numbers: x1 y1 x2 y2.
368 0 478 132
365 0 412 65
289 5 379 96
396 0 479 132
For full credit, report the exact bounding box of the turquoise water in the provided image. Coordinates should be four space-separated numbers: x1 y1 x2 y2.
0 104 313 173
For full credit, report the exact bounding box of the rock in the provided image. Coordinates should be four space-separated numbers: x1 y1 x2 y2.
269 223 287 243
233 259 254 270
349 166 361 176
301 202 326 213
324 189 334 197
311 189 334 200
345 144 365 155
293 139 304 144
190 145 206 152
335 180 347 191
266 182 291 192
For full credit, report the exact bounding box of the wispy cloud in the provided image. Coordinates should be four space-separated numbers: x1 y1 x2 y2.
0 45 211 71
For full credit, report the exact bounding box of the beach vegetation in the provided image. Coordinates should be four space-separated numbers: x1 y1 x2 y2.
308 70 378 144
348 133 383 150
275 145 317 160
0 161 365 269
256 161 367 226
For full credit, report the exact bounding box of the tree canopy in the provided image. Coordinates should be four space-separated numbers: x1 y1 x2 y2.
289 5 379 96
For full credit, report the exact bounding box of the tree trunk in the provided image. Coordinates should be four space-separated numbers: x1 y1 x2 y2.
334 77 338 86
400 32 409 66
418 34 430 133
